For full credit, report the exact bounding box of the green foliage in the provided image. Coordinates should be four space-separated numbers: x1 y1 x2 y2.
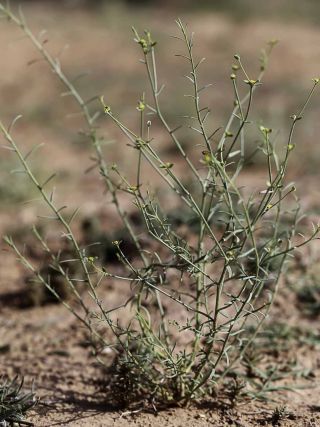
235 321 319 401
0 377 36 426
0 3 319 408
0 158 38 205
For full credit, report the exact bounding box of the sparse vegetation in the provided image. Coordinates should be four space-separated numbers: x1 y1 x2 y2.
270 406 292 426
0 1 319 422
0 377 36 427
2 2 319 408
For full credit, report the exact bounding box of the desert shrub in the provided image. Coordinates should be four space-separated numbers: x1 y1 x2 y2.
0 377 37 426
1 3 319 407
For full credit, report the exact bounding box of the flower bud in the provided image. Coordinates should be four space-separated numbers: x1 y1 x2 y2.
160 162 174 169
244 79 259 87
260 125 272 135
137 100 145 112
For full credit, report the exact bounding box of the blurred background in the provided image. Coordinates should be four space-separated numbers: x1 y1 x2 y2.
1 0 320 229
1 3 320 418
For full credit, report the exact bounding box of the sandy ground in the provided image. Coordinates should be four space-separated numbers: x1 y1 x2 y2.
1 2 320 426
